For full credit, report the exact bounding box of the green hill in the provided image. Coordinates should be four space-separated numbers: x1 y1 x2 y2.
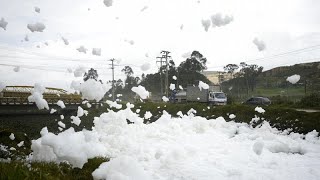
221 61 320 102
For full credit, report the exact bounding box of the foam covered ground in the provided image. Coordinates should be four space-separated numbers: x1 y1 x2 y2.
29 104 320 180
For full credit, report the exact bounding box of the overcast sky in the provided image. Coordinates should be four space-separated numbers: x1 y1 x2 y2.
0 0 320 91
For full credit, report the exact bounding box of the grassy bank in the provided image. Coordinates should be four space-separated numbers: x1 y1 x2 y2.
133 102 320 134
0 157 108 180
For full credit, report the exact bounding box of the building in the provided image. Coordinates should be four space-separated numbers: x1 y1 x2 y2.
202 71 233 85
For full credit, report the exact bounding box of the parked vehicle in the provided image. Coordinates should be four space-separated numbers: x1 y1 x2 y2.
186 85 227 105
243 97 271 106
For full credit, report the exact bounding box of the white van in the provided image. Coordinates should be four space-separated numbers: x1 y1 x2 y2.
209 92 227 105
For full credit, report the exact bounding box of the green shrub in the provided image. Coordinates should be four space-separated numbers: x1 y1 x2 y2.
0 157 108 180
270 95 294 105
298 93 320 109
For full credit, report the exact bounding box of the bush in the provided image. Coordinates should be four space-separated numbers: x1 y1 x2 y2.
298 93 320 109
270 95 294 105
226 95 235 105
0 157 108 180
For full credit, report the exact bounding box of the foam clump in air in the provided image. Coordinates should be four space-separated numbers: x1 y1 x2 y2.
50 108 57 114
141 63 151 71
13 66 20 72
201 19 211 32
40 127 48 137
198 81 209 91
56 100 66 109
17 141 24 147
70 80 81 90
73 67 86 77
162 96 169 102
61 37 69 45
170 83 175 90
210 13 233 27
34 7 40 13
229 114 236 119
177 111 183 117
27 22 46 32
140 6 148 12
286 74 300 84
9 133 15 140
253 38 266 51
77 106 84 117
80 79 111 101
182 51 191 58
144 111 152 119
28 83 49 110
58 121 65 128
255 106 265 114
92 48 101 56
172 76 177 80
103 0 113 7
131 85 149 99
0 17 8 30
76 46 87 53
71 116 81 126
106 100 122 109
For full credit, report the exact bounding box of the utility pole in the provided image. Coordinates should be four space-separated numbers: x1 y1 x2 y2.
304 79 307 96
157 50 171 97
156 56 165 96
109 58 115 101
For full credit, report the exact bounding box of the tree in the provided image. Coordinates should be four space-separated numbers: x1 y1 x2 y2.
178 51 207 73
83 68 98 81
224 64 239 78
177 51 210 87
240 62 263 93
121 66 140 94
140 50 211 95
121 66 134 77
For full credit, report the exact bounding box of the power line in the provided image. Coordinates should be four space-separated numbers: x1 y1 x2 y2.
206 45 320 69
0 62 114 76
0 63 67 73
0 45 106 62
244 45 320 63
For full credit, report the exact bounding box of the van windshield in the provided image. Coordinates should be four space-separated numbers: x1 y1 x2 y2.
213 93 226 99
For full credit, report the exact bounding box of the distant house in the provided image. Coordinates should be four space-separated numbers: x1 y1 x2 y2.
202 71 233 85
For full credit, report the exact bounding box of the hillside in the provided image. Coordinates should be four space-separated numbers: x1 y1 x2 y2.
221 61 320 101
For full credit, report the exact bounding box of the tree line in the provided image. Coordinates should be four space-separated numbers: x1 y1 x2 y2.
82 51 264 100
